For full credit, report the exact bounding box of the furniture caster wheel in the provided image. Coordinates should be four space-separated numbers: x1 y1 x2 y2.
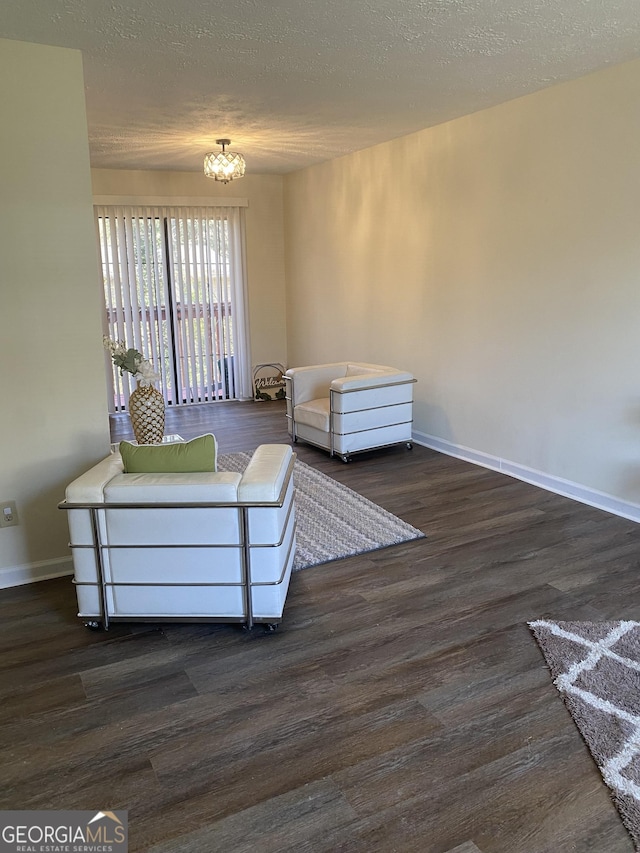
84 620 103 631
264 623 279 633
406 442 413 450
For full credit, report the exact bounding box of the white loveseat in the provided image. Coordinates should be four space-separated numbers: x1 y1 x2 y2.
285 362 415 462
60 444 296 630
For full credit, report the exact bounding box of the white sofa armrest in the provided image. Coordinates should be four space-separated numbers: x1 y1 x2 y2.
239 444 294 503
65 454 125 504
285 363 348 404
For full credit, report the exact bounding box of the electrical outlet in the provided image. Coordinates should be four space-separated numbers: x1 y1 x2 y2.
0 501 19 528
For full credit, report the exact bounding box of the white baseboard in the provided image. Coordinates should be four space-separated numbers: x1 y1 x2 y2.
0 557 73 590
412 430 640 524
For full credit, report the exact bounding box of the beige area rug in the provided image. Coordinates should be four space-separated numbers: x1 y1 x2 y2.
529 619 640 849
217 452 425 571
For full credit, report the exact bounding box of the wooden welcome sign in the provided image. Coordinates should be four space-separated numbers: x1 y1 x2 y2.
253 363 286 401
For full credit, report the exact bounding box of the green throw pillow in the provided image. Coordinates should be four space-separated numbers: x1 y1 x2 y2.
120 434 217 473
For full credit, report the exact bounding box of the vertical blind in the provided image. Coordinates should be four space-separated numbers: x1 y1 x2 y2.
96 205 252 410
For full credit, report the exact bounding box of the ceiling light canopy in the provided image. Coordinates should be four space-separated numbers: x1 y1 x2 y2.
204 139 246 183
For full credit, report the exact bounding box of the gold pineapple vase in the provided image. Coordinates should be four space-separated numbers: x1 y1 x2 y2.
128 383 165 444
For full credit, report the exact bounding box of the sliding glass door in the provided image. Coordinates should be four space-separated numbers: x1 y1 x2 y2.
96 205 252 411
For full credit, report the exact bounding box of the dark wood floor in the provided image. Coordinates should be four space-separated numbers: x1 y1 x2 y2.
2 400 639 852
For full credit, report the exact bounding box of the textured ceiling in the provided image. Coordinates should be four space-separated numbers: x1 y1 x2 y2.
2 0 640 175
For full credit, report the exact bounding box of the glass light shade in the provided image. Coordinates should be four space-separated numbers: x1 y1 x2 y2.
204 149 246 183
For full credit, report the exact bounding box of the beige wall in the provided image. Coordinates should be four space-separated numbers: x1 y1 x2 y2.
0 39 109 584
91 169 288 369
284 58 640 508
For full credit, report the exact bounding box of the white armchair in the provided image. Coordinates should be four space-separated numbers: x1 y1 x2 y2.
285 362 415 462
60 444 296 631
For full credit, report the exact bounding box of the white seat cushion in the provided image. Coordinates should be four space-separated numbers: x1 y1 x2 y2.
294 398 330 431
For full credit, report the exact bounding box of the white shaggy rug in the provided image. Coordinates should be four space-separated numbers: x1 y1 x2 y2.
529 619 640 850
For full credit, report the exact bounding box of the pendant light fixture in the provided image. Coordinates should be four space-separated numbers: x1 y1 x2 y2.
203 139 246 183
